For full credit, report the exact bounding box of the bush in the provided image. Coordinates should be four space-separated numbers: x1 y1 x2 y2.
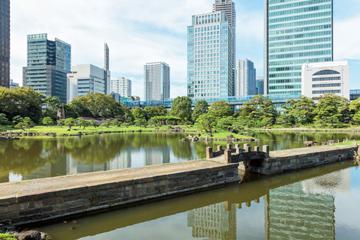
14 117 33 131
0 113 9 125
42 117 54 126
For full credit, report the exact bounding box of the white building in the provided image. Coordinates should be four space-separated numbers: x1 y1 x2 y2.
236 59 256 97
301 61 350 100
111 77 132 97
67 64 107 103
145 62 170 101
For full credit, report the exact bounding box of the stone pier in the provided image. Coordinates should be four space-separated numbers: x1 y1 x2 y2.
0 160 240 229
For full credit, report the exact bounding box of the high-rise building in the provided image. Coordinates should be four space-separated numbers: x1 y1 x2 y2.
302 61 349 100
144 62 170 101
104 43 111 94
213 0 236 94
187 10 234 99
236 59 257 97
24 34 71 103
265 0 333 96
67 64 107 103
111 77 132 97
0 0 10 87
256 77 264 95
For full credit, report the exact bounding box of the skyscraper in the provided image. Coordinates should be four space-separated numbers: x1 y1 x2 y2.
213 0 236 94
111 77 132 97
24 34 71 103
256 77 264 95
144 62 170 101
67 64 107 103
0 0 10 87
265 0 333 96
187 10 234 99
236 59 257 97
104 43 111 94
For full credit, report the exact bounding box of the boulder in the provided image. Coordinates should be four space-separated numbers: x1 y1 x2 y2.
15 230 50 240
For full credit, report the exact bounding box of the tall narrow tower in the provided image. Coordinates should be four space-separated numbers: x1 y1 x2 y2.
104 43 111 94
213 0 236 96
0 0 10 87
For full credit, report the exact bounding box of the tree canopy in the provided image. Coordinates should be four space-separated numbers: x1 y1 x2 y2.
171 96 192 123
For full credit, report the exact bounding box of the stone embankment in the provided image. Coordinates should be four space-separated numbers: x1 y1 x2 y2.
0 160 239 230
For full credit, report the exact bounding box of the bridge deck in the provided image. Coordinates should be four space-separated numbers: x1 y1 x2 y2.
270 145 356 158
0 160 226 200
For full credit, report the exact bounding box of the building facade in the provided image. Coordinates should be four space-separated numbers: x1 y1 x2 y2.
24 34 71 103
236 59 257 97
104 43 111 94
301 61 349 100
111 77 132 97
265 0 333 96
187 10 234 99
256 77 265 95
213 0 236 95
0 0 10 87
144 62 170 101
67 64 107 103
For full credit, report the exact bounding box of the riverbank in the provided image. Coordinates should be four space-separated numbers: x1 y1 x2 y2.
251 127 360 133
1 125 254 142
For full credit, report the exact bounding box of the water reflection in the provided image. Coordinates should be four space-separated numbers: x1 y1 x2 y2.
0 132 358 183
36 162 358 240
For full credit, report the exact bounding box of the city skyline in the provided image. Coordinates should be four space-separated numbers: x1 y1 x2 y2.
9 0 360 99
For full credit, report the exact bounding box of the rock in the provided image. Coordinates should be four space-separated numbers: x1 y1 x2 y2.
15 230 41 240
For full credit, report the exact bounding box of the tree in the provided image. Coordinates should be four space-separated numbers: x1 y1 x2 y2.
149 116 181 126
208 101 233 118
76 118 91 129
69 93 124 119
239 96 277 127
15 117 33 131
0 113 9 125
279 97 316 126
42 117 54 126
0 87 43 123
64 118 76 131
131 108 147 126
216 116 236 131
314 94 351 127
43 96 62 120
144 106 168 120
195 113 216 136
192 100 209 122
171 97 192 123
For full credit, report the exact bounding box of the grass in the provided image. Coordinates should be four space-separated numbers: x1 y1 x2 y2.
0 233 17 240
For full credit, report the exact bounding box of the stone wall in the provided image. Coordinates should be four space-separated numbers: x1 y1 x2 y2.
245 146 358 175
0 163 240 229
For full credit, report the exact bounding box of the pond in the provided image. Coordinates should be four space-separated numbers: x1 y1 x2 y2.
1 131 360 239
0 131 358 183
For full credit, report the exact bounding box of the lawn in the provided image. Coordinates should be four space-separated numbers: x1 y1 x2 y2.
0 233 16 240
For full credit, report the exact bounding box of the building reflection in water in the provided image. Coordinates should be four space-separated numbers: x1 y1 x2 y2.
188 202 237 240
145 148 171 165
265 169 350 240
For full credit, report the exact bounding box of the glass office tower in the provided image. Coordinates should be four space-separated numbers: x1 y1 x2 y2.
265 0 333 96
0 0 10 87
24 34 71 103
144 62 170 101
187 11 233 99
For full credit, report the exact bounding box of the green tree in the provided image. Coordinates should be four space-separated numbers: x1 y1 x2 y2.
131 108 147 126
42 117 54 126
279 97 316 126
195 113 216 136
0 113 9 125
0 87 43 123
239 96 277 127
171 97 192 123
216 116 236 131
64 118 76 131
69 93 124 118
192 100 209 122
15 117 33 131
314 94 351 127
208 101 233 118
43 96 62 119
144 106 168 120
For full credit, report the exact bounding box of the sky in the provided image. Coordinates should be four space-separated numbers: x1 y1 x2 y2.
10 0 360 99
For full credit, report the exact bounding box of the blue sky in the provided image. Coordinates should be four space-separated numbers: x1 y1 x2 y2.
11 0 360 98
